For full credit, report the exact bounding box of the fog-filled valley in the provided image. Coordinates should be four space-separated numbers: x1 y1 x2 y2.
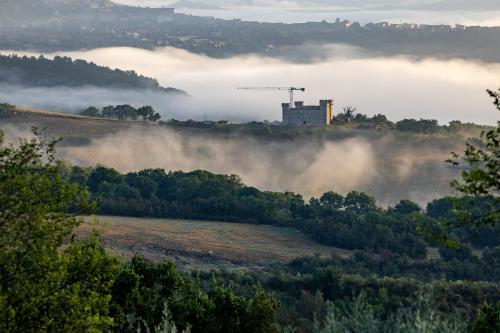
2 45 499 124
1 122 466 206
1 1 500 332
1 43 497 206
56 129 465 206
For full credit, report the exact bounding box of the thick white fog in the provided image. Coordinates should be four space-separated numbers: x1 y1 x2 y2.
2 46 500 125
0 123 463 206
0 84 191 119
114 0 500 25
2 44 496 205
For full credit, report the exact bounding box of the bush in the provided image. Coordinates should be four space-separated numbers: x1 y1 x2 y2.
315 293 467 333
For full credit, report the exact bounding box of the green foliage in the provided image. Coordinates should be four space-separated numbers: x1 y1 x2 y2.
396 118 440 134
315 292 468 333
2 126 498 332
81 104 162 121
75 163 500 260
316 293 384 333
0 54 182 93
439 89 500 243
0 102 16 117
451 89 500 198
75 166 434 257
0 129 119 332
425 196 500 247
151 304 191 333
111 256 279 333
355 113 391 125
288 242 500 283
163 116 485 138
81 106 100 117
0 130 281 332
469 302 500 333
336 107 392 126
393 200 421 215
446 90 500 233
210 257 500 332
138 106 162 122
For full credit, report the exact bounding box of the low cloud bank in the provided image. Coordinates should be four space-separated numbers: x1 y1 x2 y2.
35 126 461 206
0 84 198 120
0 120 465 206
3 45 500 125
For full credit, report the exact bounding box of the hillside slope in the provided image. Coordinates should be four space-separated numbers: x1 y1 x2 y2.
0 54 185 94
80 216 351 270
0 107 471 205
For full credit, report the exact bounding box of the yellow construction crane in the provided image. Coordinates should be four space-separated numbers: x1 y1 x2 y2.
237 87 306 106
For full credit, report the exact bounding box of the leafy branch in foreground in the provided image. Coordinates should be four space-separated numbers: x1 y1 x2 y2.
440 89 500 241
450 89 500 198
0 128 118 332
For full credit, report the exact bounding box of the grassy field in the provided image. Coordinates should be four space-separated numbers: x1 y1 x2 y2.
0 107 354 141
80 216 352 271
0 106 483 143
0 107 156 140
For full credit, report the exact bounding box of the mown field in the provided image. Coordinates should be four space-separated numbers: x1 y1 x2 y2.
0 107 155 140
80 216 352 271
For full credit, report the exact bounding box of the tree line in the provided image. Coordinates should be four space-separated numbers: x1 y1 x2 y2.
67 165 499 260
80 104 161 121
202 256 500 333
337 105 485 134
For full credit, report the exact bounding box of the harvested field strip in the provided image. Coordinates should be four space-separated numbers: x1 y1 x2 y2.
80 216 353 267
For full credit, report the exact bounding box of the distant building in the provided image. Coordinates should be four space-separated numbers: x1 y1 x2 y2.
282 100 333 126
97 6 175 23
158 8 175 23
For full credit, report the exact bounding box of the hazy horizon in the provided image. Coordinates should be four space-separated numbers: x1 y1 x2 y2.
114 0 500 26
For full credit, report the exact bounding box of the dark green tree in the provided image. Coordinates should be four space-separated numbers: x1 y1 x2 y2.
0 129 119 332
0 102 16 117
343 191 377 213
81 106 100 117
393 200 421 215
138 105 162 121
320 191 344 210
469 302 500 333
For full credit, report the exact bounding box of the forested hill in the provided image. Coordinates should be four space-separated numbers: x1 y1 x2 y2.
0 54 185 94
71 167 500 262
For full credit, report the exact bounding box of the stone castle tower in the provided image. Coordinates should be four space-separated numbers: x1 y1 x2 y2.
282 100 333 126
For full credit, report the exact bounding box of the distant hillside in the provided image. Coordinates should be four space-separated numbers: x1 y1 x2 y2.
169 0 222 10
0 106 475 207
0 54 185 94
0 0 109 25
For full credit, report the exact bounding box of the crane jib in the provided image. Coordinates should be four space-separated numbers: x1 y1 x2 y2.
236 87 306 106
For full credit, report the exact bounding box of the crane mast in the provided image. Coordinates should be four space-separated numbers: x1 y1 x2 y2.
237 87 306 106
